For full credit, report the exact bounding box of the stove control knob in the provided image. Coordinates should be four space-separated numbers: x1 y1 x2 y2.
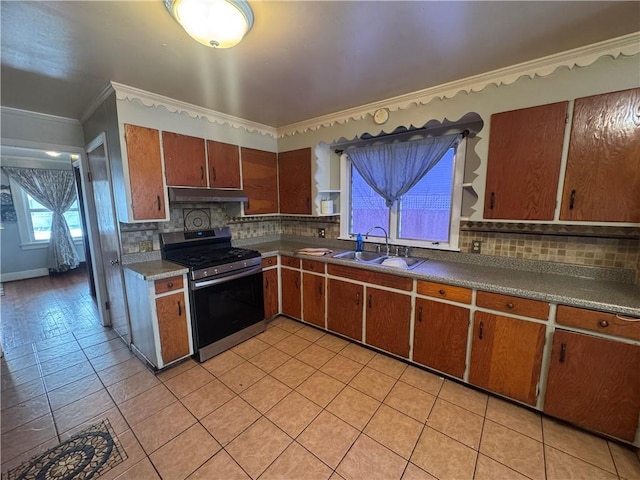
243 262 247 267
214 269 218 274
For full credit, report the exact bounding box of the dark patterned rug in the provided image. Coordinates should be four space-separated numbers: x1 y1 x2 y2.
6 420 127 480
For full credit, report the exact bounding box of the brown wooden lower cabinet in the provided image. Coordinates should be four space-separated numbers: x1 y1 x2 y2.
155 292 190 364
544 330 640 441
365 287 411 357
281 268 301 318
263 268 279 319
303 272 325 327
327 278 363 341
469 312 545 405
413 299 469 378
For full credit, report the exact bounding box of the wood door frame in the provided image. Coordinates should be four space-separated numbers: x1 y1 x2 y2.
83 133 125 328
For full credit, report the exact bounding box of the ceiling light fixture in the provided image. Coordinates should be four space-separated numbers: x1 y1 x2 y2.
164 0 254 49
45 151 61 157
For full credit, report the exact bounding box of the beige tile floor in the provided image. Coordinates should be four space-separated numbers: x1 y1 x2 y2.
2 316 640 480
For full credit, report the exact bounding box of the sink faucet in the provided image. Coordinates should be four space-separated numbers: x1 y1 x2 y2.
365 226 390 256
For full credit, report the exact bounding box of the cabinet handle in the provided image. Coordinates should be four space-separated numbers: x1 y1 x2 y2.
295 277 299 289
306 197 311 210
438 289 445 296
569 189 576 210
479 321 484 340
200 165 204 182
178 301 182 316
356 292 360 306
245 199 250 211
506 302 515 309
368 294 372 308
318 284 323 296
167 282 173 288
598 320 609 328
157 195 161 211
418 306 423 322
559 342 566 363
212 167 217 182
489 192 495 210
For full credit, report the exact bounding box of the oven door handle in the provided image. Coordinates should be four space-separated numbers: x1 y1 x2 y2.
192 265 262 289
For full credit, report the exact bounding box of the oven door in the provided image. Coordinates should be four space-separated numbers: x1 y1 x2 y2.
190 265 265 352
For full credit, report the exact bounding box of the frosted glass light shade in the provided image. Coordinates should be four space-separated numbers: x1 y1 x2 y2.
164 0 254 48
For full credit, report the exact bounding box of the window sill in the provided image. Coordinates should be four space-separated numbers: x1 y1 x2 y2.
20 240 84 250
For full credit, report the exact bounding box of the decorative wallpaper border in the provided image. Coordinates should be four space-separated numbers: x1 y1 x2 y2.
461 222 640 239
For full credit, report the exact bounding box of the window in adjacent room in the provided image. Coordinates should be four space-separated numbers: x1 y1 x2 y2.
11 183 83 245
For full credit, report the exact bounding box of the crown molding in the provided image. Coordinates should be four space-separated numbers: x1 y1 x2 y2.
1 106 81 127
110 82 277 138
277 32 640 138
80 82 116 124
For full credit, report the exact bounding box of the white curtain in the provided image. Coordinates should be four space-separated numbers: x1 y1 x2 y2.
2 167 80 273
347 134 459 207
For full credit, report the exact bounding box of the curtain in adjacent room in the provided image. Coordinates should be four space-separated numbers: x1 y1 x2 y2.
2 167 80 273
347 133 459 207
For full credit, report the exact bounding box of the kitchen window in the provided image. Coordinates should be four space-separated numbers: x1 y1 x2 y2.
340 135 466 251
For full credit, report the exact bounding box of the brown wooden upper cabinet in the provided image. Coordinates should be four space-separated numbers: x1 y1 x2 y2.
484 102 567 220
207 140 241 188
560 88 640 223
278 147 312 215
162 131 207 187
241 147 279 215
124 124 166 220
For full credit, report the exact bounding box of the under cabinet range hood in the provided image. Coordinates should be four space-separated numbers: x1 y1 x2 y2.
168 187 248 203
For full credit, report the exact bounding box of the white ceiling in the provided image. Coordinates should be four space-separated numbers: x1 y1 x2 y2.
1 1 639 128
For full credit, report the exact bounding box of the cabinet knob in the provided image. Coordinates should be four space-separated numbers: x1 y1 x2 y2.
438 289 446 295
167 282 173 288
598 320 609 328
506 302 515 309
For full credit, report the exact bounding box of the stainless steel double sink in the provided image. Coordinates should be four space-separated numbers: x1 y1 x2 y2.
332 250 426 270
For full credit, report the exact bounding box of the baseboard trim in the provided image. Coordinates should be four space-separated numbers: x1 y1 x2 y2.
1 268 49 282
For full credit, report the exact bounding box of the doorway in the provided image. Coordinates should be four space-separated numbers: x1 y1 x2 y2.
85 135 131 345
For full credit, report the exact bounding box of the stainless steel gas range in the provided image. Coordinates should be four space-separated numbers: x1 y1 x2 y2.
161 227 265 362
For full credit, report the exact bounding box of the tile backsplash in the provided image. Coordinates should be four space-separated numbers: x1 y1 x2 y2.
119 207 639 284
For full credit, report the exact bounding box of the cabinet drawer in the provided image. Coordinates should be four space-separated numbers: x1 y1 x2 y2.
281 256 300 268
556 305 640 341
262 256 278 268
327 264 413 291
302 259 325 274
476 291 549 320
154 276 184 295
417 281 472 304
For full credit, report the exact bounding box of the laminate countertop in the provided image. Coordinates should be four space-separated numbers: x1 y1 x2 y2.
124 260 189 281
246 239 640 317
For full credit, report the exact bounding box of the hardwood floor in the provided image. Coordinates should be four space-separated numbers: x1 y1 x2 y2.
0 268 101 350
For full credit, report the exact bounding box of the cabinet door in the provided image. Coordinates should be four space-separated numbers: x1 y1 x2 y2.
124 124 166 220
484 102 567 220
469 312 545 405
560 88 640 222
278 148 312 214
327 278 363 341
303 272 325 328
365 287 411 358
207 140 241 188
263 268 279 319
162 131 207 187
413 299 469 378
544 330 640 441
241 147 278 214
155 292 190 364
281 268 301 318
